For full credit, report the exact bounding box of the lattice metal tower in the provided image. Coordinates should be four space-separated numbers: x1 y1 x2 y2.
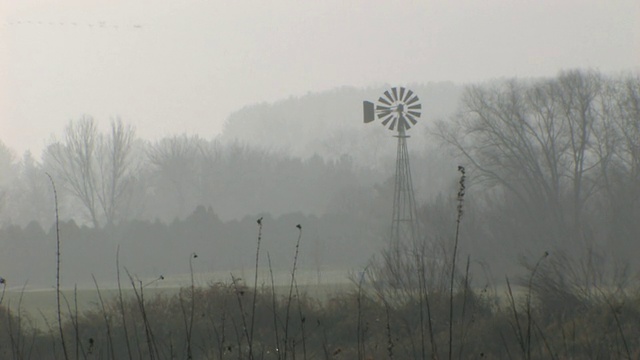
363 87 421 245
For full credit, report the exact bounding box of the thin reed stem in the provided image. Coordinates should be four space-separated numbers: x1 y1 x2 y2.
46 172 69 360
250 217 263 357
525 252 548 360
231 273 252 359
93 274 116 360
449 166 466 360
356 266 369 360
116 245 134 360
73 285 80 359
383 299 394 360
505 276 525 355
126 269 157 360
185 252 197 359
284 225 303 360
597 287 631 359
293 278 307 359
457 255 471 359
268 252 282 360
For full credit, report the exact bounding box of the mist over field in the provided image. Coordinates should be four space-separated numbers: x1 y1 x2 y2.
0 83 464 287
1 69 639 359
1 1 640 358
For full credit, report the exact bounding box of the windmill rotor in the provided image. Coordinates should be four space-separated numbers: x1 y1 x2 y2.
363 87 422 132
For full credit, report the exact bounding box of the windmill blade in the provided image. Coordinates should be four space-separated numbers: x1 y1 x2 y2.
403 89 414 102
381 114 395 127
406 95 419 106
391 87 398 101
378 96 392 106
406 114 418 125
408 103 422 110
399 87 406 102
398 115 411 130
383 91 394 104
408 111 421 118
376 104 391 111
377 110 392 119
363 101 375 123
389 118 397 131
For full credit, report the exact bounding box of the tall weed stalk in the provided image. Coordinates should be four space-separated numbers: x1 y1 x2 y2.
268 252 282 360
116 245 134 360
448 166 466 359
283 224 303 360
126 269 158 360
250 217 264 358
92 274 116 360
46 172 69 360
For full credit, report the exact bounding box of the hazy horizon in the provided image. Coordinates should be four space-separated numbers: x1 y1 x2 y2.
2 0 638 158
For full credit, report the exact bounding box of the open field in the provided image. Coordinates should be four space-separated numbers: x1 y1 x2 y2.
0 268 355 330
0 260 638 359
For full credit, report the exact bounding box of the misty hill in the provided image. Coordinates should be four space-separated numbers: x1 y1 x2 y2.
220 83 463 169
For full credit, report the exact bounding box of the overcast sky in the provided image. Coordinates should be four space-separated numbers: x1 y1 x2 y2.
1 0 638 159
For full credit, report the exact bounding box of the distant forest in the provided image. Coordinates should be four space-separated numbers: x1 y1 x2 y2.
1 70 639 288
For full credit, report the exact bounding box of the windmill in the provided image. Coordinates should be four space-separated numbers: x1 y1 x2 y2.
363 87 421 246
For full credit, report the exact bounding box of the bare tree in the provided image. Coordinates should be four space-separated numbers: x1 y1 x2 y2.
553 70 604 232
599 74 640 252
96 118 137 226
146 134 204 220
435 79 566 239
45 116 100 227
610 75 640 200
45 116 137 227
433 70 618 246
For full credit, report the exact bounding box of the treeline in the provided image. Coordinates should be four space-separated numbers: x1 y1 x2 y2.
0 69 639 283
0 125 391 228
0 205 385 288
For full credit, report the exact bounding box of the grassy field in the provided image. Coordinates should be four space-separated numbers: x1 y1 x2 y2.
0 264 638 359
0 268 354 330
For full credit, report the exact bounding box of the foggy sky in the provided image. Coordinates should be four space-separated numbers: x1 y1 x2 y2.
1 0 638 158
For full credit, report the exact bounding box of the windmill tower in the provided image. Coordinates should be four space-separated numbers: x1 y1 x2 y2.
363 87 422 246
